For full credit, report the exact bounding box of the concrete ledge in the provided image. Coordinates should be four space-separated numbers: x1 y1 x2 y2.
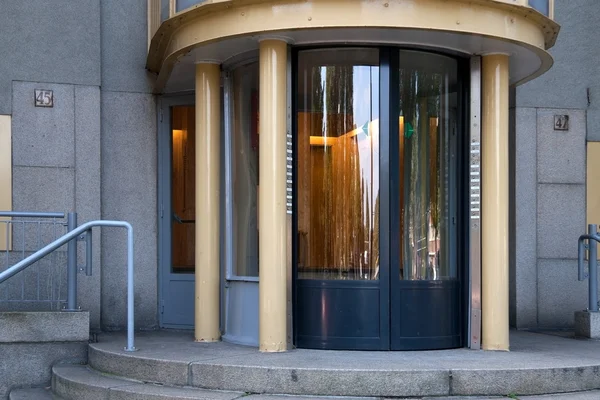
575 310 600 339
0 311 89 343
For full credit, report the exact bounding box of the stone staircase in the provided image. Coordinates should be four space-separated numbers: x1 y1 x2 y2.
52 364 246 399
0 311 88 400
9 329 600 399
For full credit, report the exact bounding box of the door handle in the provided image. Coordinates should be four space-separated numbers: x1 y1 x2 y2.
172 212 195 224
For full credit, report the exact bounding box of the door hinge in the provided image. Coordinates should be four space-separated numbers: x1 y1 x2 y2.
160 299 165 314
159 107 164 122
160 203 164 218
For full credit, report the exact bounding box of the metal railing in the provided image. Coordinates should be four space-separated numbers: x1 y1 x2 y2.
0 212 136 351
577 224 600 312
0 212 70 309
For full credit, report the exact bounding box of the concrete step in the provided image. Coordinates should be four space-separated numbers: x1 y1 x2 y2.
88 330 600 398
8 387 63 400
0 312 89 399
51 363 600 400
52 364 245 400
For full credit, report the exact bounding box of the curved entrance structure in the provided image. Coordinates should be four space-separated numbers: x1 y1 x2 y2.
148 0 559 352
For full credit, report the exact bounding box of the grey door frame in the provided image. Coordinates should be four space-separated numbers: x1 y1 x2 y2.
468 56 482 349
157 93 196 329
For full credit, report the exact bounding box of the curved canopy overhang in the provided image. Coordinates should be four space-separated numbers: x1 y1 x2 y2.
147 0 560 93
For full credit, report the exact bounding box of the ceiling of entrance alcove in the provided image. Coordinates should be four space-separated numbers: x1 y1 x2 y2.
162 27 546 93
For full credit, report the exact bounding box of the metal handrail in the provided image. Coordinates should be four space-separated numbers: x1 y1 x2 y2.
577 224 600 312
0 211 65 218
0 219 136 351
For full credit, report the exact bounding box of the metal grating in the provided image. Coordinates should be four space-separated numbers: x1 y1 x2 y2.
0 217 68 310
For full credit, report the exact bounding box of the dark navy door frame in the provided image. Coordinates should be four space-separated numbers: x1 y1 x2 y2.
378 47 394 349
387 48 464 350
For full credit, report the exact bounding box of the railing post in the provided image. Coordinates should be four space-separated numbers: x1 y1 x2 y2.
589 224 598 312
65 212 78 311
125 223 136 351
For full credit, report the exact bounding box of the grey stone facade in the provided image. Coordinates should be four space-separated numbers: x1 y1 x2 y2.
0 1 157 331
0 0 597 334
511 1 600 329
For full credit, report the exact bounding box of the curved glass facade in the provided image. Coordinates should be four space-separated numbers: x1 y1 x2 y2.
295 48 461 350
398 51 458 280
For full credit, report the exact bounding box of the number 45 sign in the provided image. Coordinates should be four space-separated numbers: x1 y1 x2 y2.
34 89 53 108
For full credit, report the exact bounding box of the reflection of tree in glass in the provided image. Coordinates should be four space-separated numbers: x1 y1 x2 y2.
400 67 444 280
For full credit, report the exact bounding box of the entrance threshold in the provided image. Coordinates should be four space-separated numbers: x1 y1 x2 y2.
86 330 600 397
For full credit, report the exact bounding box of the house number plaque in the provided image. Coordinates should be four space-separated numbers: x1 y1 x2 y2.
34 89 53 108
554 114 569 131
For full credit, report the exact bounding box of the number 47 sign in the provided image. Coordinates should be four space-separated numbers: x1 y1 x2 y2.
34 89 53 108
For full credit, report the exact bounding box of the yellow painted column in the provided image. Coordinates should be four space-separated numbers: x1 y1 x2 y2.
481 54 510 351
258 39 288 352
195 62 221 342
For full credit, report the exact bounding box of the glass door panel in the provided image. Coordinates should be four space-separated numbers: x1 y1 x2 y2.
159 98 196 329
390 50 461 350
398 51 457 280
295 48 387 350
231 62 260 278
171 106 196 273
297 48 380 281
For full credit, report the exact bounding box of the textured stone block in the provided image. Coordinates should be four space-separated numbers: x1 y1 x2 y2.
53 364 243 400
74 85 102 330
0 311 89 342
0 1 100 114
537 109 586 184
100 91 157 330
588 110 600 142
12 165 74 212
538 259 588 328
537 184 585 259
190 363 449 397
12 82 75 168
89 344 190 386
514 107 538 328
575 310 600 339
8 388 53 400
0 342 87 399
516 0 600 110
52 364 113 400
101 0 154 93
452 367 600 396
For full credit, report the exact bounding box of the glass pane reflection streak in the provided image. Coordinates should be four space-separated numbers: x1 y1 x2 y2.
297 49 380 281
399 51 457 281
